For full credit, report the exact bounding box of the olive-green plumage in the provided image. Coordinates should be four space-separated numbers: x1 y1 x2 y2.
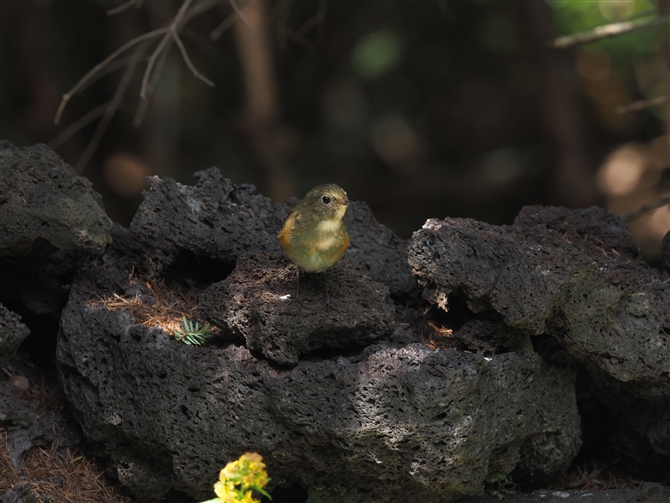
277 184 350 273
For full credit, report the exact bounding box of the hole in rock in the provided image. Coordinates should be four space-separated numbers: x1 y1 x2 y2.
421 296 525 354
300 341 371 363
160 488 199 503
530 334 578 369
162 249 234 288
7 311 60 364
430 412 447 423
271 482 309 503
0 252 66 365
511 362 670 491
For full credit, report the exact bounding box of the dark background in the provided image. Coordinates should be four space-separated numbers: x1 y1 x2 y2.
1 0 668 261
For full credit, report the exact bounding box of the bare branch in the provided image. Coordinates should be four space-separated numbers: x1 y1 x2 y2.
297 13 319 37
140 0 219 99
185 0 220 22
69 56 138 97
49 102 111 149
55 27 167 124
275 20 317 52
74 40 149 172
140 0 194 99
211 13 236 40
54 0 223 172
617 94 670 114
173 31 215 87
622 197 670 223
134 39 173 128
294 0 328 44
50 101 136 149
106 0 144 17
551 15 670 49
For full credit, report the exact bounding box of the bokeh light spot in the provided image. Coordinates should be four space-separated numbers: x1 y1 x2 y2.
482 148 522 184
103 153 149 197
352 30 403 79
596 145 646 196
371 115 426 174
598 0 636 22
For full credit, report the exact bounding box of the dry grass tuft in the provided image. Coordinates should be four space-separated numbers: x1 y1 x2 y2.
556 463 647 491
17 374 67 418
423 321 458 351
92 276 217 339
1 431 134 502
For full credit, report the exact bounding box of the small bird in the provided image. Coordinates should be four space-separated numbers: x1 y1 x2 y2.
278 184 350 274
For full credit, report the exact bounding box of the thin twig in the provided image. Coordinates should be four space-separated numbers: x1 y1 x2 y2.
49 102 111 149
181 25 219 58
622 197 670 223
551 15 670 49
275 20 317 52
294 1 328 43
173 31 215 87
134 38 173 128
74 40 149 172
54 27 167 124
617 94 670 114
140 0 217 99
185 0 221 25
210 13 237 41
106 0 144 17
73 56 139 95
141 0 194 99
297 13 319 37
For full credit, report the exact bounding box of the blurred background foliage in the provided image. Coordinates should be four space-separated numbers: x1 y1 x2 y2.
1 0 668 264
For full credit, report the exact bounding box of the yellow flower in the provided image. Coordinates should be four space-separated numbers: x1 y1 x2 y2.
239 490 260 503
213 479 237 501
222 460 241 480
205 452 270 503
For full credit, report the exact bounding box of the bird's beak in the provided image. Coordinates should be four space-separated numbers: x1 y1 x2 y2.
342 197 351 206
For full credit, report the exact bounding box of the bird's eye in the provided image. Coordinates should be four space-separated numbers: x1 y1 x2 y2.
321 195 331 204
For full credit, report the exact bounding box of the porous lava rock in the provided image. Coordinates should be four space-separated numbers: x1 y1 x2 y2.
0 249 82 326
344 201 416 297
130 168 288 264
0 303 30 366
129 169 416 296
0 141 112 255
198 253 396 365
408 206 670 399
0 380 80 468
461 483 670 503
662 229 670 274
56 240 580 502
575 360 670 465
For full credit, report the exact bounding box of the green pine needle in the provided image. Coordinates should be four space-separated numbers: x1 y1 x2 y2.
173 316 216 345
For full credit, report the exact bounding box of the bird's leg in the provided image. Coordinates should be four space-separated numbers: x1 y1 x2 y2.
324 270 331 310
295 267 301 300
